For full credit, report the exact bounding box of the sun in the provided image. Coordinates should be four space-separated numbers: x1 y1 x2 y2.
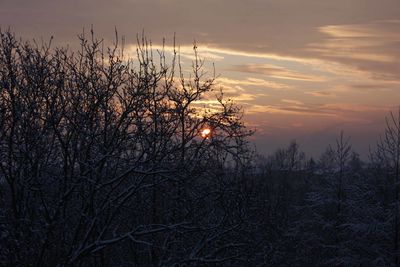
201 128 211 138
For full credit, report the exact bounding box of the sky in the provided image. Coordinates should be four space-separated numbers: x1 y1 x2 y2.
1 0 399 157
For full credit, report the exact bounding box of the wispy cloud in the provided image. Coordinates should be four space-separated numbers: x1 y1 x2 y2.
281 99 304 105
228 64 327 81
305 91 335 97
246 102 388 119
134 44 321 64
216 76 290 90
319 20 400 40
309 20 400 81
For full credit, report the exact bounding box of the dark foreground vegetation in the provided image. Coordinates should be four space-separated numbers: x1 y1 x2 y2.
0 30 399 266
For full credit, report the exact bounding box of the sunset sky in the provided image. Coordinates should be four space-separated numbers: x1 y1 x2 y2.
1 0 399 157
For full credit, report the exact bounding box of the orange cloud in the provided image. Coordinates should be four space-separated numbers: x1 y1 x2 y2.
228 64 327 81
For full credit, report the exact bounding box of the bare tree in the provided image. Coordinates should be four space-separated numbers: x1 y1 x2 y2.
0 29 253 266
372 108 400 266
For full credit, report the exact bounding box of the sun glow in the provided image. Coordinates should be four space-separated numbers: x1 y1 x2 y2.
201 128 212 138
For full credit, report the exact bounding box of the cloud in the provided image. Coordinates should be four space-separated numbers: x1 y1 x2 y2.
319 20 400 40
246 104 335 116
228 64 327 81
281 99 304 105
246 102 388 120
305 91 335 97
2 0 400 156
139 44 318 64
216 77 290 90
309 20 400 81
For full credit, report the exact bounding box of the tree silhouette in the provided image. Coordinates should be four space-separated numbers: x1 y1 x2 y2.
0 29 253 266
